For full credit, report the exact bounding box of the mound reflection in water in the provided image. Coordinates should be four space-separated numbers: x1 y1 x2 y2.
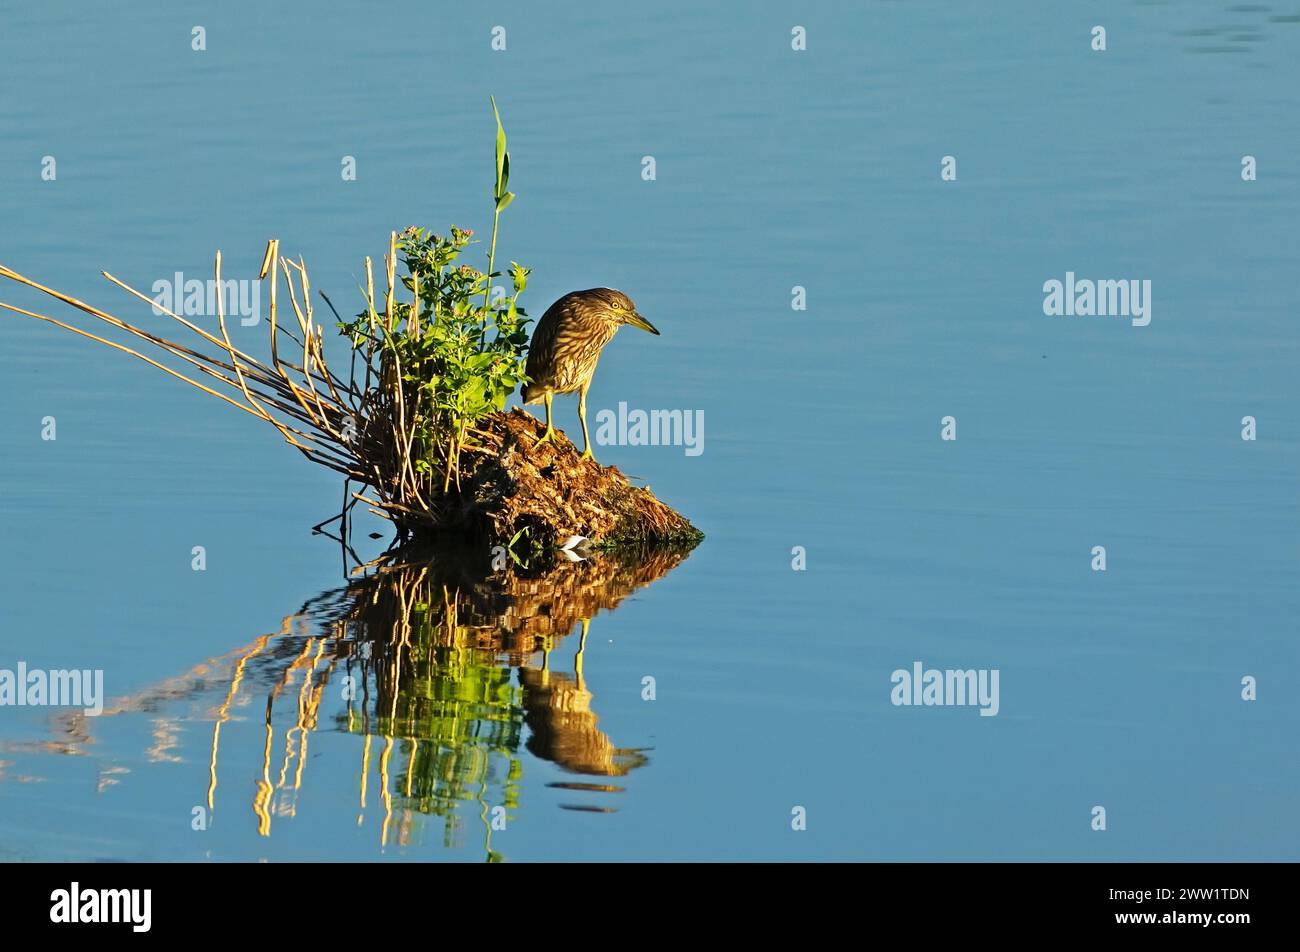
55 544 695 860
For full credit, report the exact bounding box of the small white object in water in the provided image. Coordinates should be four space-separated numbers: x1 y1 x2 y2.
560 535 589 562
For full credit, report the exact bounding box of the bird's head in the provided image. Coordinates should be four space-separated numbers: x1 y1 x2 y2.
584 288 660 335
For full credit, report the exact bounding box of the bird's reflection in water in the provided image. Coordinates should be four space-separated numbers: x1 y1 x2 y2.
59 543 692 860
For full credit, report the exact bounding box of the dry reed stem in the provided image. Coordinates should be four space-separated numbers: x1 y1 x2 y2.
0 241 436 521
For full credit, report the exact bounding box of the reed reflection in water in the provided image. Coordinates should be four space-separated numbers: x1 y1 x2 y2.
57 545 694 860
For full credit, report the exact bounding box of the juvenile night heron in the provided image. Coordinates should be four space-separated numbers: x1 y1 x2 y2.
522 288 659 461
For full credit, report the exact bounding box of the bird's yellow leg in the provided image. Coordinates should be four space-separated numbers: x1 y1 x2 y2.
537 392 556 444
579 385 595 461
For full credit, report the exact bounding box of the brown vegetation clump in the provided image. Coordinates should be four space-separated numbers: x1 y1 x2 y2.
0 244 699 552
437 408 701 548
0 104 698 554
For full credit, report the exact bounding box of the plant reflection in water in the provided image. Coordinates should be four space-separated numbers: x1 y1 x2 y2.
51 543 695 860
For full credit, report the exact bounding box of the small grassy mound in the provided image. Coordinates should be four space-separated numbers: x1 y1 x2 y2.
428 408 702 550
0 98 699 556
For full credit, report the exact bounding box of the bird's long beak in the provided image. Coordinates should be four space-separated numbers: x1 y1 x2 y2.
625 311 660 335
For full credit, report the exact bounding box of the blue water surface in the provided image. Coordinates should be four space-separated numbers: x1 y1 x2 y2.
0 1 1296 861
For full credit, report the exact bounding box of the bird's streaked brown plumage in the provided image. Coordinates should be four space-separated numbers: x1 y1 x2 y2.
522 288 659 460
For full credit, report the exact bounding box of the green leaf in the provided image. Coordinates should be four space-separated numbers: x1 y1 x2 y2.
491 95 507 195
496 191 515 212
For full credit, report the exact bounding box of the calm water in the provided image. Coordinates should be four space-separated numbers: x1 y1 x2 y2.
1 1 1297 861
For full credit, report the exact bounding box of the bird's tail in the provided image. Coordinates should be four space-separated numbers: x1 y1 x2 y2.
521 382 543 405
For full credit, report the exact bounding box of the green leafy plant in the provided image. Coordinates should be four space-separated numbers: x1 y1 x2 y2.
337 99 532 493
